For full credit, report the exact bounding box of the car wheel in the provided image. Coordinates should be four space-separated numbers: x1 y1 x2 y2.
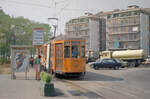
94 66 99 70
129 62 136 67
116 66 119 70
113 66 116 70
121 66 125 68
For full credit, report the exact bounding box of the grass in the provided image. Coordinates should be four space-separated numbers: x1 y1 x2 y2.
0 66 1 74
0 64 11 74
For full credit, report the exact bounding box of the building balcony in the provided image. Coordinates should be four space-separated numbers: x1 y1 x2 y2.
108 48 138 51
107 23 140 28
107 15 140 20
108 31 140 35
66 21 88 26
108 39 140 42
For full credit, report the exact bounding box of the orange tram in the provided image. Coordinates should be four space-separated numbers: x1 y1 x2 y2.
39 37 86 78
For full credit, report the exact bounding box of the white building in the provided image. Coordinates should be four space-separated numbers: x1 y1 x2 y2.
65 13 100 52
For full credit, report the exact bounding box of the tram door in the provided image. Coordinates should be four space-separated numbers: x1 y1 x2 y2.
55 43 63 73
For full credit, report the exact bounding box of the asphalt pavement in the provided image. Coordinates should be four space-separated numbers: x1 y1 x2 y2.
0 67 150 99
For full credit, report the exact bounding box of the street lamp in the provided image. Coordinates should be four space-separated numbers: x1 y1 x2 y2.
48 18 58 39
47 17 58 73
48 18 58 20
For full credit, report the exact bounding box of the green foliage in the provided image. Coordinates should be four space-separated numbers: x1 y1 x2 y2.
41 71 52 84
0 9 51 64
0 58 10 65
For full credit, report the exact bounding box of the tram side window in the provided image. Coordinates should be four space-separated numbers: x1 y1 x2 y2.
64 46 70 58
81 46 85 58
51 45 54 58
72 45 80 58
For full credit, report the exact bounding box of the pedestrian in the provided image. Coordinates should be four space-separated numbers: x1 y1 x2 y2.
35 55 41 80
30 56 34 68
38 55 42 72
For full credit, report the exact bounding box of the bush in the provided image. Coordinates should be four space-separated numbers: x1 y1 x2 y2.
0 58 10 64
41 72 52 84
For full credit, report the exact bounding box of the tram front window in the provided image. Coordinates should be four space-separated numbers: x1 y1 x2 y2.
72 45 80 58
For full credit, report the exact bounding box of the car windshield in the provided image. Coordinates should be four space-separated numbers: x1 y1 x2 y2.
96 59 101 62
114 59 121 63
103 59 115 63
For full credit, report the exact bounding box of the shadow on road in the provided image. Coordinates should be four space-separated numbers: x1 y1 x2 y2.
54 88 68 97
11 75 36 80
68 90 105 99
61 71 124 81
83 71 124 81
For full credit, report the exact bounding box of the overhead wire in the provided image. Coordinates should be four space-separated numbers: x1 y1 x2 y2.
1 0 51 8
0 0 101 34
56 0 71 16
0 0 101 12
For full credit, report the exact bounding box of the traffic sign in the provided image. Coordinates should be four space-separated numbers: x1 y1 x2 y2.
33 28 44 45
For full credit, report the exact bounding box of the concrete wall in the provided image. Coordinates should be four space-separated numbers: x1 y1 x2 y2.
99 19 106 51
140 13 149 56
89 18 99 52
106 19 109 50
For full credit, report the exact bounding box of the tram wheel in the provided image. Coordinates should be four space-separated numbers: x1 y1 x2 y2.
79 72 85 80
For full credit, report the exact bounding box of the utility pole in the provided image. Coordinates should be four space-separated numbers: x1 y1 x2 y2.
47 17 58 73
48 18 58 39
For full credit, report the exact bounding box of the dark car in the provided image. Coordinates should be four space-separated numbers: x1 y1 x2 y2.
91 58 122 70
86 57 98 63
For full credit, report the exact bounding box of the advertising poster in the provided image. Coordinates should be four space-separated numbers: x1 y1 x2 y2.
12 50 29 72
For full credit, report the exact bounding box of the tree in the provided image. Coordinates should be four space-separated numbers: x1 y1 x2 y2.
0 9 51 64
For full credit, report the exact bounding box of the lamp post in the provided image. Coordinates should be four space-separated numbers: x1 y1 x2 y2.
48 18 58 39
47 18 58 73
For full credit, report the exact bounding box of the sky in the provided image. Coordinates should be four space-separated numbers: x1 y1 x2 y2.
0 0 150 35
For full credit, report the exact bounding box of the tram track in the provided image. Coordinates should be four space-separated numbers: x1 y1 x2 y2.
52 68 150 99
54 76 144 99
55 77 106 99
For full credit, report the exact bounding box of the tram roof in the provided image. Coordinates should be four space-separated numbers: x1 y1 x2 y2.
52 35 85 41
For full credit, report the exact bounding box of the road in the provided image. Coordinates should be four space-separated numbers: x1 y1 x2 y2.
68 67 150 99
0 67 150 99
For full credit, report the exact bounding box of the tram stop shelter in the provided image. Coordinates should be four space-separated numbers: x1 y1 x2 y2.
10 45 33 79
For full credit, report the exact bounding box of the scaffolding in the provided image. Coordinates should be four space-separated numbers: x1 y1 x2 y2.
107 11 141 50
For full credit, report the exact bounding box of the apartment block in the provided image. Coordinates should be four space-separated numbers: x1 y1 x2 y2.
65 13 100 52
97 5 150 55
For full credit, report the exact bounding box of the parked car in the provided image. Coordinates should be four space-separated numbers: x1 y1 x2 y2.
90 58 122 70
142 58 150 67
88 59 100 65
114 59 128 68
86 57 97 63
88 59 100 68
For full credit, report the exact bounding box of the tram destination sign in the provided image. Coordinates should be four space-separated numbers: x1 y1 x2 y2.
33 28 44 45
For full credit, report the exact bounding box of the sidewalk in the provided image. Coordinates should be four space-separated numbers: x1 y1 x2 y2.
0 68 64 99
0 68 82 99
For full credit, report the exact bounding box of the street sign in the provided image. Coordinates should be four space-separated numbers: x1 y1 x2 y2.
33 28 44 45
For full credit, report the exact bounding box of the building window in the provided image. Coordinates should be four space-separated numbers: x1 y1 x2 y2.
113 14 119 18
79 18 89 23
107 15 111 19
133 11 139 15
